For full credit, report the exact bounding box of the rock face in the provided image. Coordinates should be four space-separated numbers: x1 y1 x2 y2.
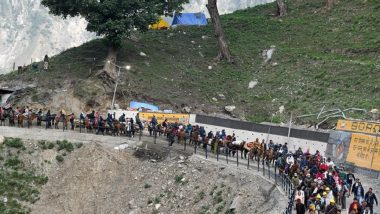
0 0 274 74
0 0 94 74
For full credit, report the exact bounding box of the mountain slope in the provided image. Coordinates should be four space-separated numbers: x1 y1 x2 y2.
1 0 379 124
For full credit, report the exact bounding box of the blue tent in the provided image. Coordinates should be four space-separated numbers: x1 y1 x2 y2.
172 13 207 26
130 101 159 111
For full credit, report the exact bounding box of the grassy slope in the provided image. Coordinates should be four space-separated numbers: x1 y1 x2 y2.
1 0 379 123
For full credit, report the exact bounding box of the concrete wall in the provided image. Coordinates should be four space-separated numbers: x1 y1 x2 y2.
189 114 328 155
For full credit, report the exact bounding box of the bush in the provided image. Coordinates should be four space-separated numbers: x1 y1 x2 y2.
5 157 22 167
5 138 24 149
56 155 64 162
174 174 184 183
56 140 74 152
144 183 152 189
47 142 55 149
75 142 83 149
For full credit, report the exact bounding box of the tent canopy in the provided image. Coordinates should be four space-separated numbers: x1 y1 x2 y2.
149 17 170 30
130 101 159 111
172 12 207 26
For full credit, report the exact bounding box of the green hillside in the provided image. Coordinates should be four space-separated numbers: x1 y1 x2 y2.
1 0 379 124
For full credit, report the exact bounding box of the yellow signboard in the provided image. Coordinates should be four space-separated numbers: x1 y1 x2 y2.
346 133 380 170
139 112 190 125
337 120 380 135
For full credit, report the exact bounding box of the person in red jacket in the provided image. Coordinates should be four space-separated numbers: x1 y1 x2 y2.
349 198 360 214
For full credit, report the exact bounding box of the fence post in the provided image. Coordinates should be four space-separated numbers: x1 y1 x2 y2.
247 152 250 169
154 131 157 144
194 143 197 154
205 145 208 159
274 164 277 185
263 160 265 176
268 163 270 179
226 148 229 164
257 157 260 172
216 144 219 161
236 151 239 167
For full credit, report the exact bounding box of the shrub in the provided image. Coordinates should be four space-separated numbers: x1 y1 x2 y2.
144 183 152 189
56 155 64 162
47 142 55 149
174 174 183 183
75 142 83 149
56 140 74 152
5 157 22 167
5 138 24 149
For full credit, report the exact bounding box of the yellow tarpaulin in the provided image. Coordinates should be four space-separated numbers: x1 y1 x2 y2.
346 133 380 170
139 112 189 125
149 17 170 30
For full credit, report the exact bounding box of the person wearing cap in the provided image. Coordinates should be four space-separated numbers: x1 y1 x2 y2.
325 187 334 207
325 198 337 214
306 204 316 214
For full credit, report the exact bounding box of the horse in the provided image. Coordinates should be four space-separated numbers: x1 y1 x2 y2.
227 140 249 159
264 148 278 166
54 114 70 130
17 114 28 128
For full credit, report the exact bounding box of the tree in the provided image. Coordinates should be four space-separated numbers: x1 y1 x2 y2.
41 0 188 79
206 0 233 63
276 0 287 17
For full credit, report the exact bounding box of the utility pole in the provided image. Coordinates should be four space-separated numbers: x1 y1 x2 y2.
108 61 131 109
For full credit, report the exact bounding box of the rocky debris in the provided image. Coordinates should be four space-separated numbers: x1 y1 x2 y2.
279 105 285 114
113 144 129 150
225 105 236 113
218 94 226 100
182 106 191 113
248 80 258 89
229 195 242 212
262 45 276 63
0 135 4 144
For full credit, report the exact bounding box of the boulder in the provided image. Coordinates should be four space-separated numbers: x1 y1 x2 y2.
248 80 258 89
0 135 4 145
182 106 191 113
212 97 218 102
139 52 147 57
225 106 236 113
279 105 285 114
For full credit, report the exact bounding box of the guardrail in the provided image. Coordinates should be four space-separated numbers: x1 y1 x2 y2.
152 133 296 214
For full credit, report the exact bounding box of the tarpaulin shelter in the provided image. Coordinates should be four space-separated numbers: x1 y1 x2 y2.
149 17 171 30
172 12 207 26
130 101 159 111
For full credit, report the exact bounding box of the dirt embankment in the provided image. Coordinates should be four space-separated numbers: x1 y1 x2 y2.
31 143 285 214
